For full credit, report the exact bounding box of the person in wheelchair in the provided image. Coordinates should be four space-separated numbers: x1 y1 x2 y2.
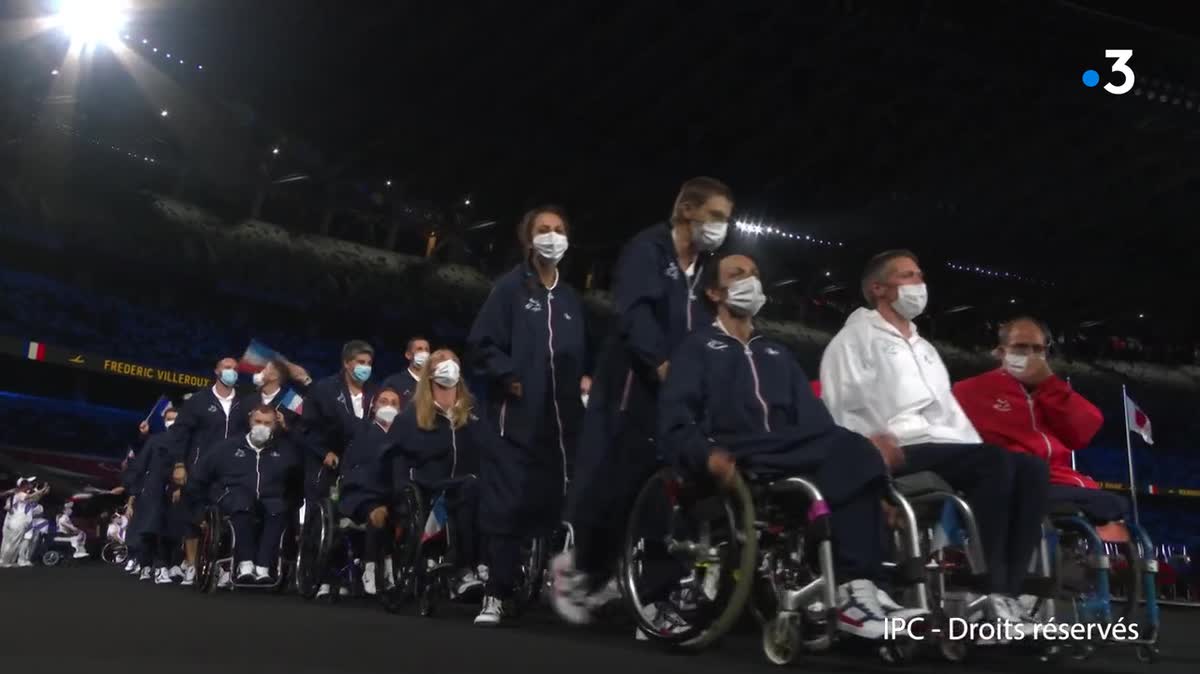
657 253 929 640
186 404 301 584
380 350 486 602
338 386 404 596
953 317 1128 531
820 250 1049 627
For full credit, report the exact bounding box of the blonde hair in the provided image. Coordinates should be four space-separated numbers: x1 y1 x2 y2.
413 349 474 431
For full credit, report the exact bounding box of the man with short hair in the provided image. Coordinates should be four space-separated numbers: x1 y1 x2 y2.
188 405 300 584
240 357 311 435
381 336 431 412
171 356 242 585
953 317 1127 524
298 340 378 504
820 250 1049 627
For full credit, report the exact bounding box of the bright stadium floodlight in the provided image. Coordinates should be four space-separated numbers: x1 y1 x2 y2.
56 0 130 47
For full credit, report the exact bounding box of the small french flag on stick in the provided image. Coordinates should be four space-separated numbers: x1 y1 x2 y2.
279 389 303 415
238 339 279 374
26 341 46 361
421 494 448 543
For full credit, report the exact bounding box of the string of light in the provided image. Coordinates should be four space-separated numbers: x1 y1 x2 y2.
121 33 205 71
946 262 1053 286
734 219 844 247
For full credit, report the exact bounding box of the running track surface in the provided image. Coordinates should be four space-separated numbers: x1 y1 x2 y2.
1 565 1194 674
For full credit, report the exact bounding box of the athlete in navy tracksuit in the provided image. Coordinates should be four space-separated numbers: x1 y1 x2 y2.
126 409 181 582
654 253 927 639
380 336 431 412
171 357 242 585
297 341 378 504
467 205 587 626
381 352 486 598
236 357 310 436
187 405 301 584
338 387 403 596
554 177 734 624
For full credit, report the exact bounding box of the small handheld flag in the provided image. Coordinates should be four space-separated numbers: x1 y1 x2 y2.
279 389 304 415
144 395 174 433
239 339 280 374
421 494 449 543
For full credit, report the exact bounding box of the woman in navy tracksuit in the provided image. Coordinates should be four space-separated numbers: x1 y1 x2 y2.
379 350 486 600
467 205 587 626
127 408 181 582
656 253 927 640
554 177 735 624
338 386 403 596
187 404 301 584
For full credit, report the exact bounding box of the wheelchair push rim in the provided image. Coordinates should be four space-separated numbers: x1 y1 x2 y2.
620 468 757 650
295 499 335 600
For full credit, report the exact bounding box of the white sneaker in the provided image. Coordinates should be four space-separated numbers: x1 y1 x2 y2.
339 586 350 597
236 560 255 583
217 569 232 589
585 577 622 610
125 561 140 574
1004 595 1039 630
635 602 690 641
316 584 332 599
876 586 930 621
475 595 504 626
836 579 896 640
550 551 594 625
17 560 32 568
139 567 153 581
383 558 396 590
253 566 271 583
362 562 378 596
180 565 196 587
457 570 484 597
968 594 1016 645
155 568 173 585
169 565 183 580
73 549 90 559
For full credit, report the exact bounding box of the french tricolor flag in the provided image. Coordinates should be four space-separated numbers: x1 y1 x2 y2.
238 339 279 374
421 494 448 543
279 389 303 415
26 341 46 361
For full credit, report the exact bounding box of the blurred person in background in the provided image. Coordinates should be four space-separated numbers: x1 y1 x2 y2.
381 336 432 412
129 407 182 583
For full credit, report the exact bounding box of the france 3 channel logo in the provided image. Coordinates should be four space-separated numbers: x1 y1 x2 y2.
1082 50 1134 94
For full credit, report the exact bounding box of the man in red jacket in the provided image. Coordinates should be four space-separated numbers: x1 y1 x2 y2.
953 317 1128 528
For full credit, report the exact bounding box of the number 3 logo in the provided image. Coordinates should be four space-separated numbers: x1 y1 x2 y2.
1105 49 1135 95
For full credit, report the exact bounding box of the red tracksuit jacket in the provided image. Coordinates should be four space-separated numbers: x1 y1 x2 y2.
952 369 1103 488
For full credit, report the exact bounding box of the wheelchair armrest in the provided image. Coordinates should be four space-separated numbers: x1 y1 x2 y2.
892 471 955 498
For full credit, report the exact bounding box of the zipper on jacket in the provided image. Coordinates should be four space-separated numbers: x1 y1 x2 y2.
545 288 568 494
743 337 771 432
1023 389 1054 460
449 420 458 478
254 449 262 498
685 262 703 332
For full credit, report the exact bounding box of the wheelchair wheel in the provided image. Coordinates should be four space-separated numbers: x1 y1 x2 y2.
380 485 426 611
41 549 63 567
515 535 546 608
295 499 335 600
195 509 222 594
101 542 128 566
620 468 757 650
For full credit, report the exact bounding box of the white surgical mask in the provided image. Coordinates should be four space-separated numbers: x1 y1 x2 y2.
532 232 569 264
692 220 728 252
1003 353 1029 375
252 371 265 388
725 276 766 317
412 351 430 369
375 405 399 425
248 424 272 447
891 283 928 320
432 360 461 388
164 420 175 429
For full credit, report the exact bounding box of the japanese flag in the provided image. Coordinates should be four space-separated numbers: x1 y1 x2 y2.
1124 392 1153 445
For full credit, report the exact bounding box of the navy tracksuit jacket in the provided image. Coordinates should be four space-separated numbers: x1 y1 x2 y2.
297 375 377 499
569 223 714 525
173 386 243 468
379 369 421 413
467 261 587 536
127 428 181 539
338 419 398 520
658 322 889 579
234 385 306 436
186 434 301 517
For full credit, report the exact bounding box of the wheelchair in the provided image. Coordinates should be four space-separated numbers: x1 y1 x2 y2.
1019 502 1161 664
295 481 364 601
101 540 129 566
194 506 296 594
375 476 482 617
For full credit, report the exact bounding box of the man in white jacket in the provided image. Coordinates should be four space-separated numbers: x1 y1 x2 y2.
820 250 1049 628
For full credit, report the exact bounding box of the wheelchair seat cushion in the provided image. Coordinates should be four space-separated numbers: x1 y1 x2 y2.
1048 502 1084 517
893 471 955 497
